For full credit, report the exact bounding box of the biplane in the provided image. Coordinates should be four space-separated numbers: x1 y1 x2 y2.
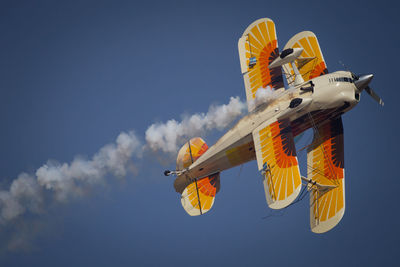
164 18 383 233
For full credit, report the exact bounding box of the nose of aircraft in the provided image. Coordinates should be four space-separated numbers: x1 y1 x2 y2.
354 74 373 92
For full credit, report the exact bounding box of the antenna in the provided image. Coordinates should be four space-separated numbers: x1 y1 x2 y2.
339 60 349 71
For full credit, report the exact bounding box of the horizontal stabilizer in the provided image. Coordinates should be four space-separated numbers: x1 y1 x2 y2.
173 137 220 216
180 174 220 216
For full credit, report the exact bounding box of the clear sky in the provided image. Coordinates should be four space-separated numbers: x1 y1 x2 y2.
0 0 399 266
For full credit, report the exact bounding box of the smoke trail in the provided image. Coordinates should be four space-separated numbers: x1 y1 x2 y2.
248 86 277 111
0 96 246 250
0 131 141 225
145 96 246 154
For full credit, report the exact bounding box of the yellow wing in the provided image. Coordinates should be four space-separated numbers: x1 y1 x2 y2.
253 119 302 209
282 31 328 86
307 117 345 233
238 18 284 111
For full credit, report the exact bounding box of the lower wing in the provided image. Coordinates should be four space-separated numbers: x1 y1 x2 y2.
253 119 302 209
307 117 345 233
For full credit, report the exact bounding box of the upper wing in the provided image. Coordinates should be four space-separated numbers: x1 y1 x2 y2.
282 31 328 86
307 117 345 233
253 119 302 209
238 18 284 111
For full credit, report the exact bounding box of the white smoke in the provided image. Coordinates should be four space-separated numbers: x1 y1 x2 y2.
248 86 277 111
145 96 246 154
0 131 141 224
0 96 246 250
0 173 43 224
36 131 142 202
0 97 245 224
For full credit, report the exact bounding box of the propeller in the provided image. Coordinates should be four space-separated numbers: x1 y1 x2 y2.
365 86 384 106
352 73 384 106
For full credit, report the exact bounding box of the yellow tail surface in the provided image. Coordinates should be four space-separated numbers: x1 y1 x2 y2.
175 138 220 216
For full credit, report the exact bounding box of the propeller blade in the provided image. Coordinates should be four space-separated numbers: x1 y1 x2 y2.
365 86 384 106
354 74 373 92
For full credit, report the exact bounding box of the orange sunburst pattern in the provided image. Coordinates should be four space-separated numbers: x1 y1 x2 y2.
284 32 328 84
238 18 284 109
181 174 220 216
307 117 345 232
176 137 208 170
255 119 301 209
176 137 220 216
309 61 328 80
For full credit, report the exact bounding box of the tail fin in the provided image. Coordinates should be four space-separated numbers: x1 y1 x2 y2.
174 138 220 216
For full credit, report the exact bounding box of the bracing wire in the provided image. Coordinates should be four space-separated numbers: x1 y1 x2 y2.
307 112 340 186
261 185 309 220
237 164 244 179
261 79 347 220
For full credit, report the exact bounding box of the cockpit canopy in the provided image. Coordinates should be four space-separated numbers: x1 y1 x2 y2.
329 77 353 83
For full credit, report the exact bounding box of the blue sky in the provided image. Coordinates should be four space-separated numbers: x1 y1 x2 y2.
0 0 399 266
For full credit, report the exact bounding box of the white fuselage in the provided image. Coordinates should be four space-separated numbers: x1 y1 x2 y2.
175 71 359 190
